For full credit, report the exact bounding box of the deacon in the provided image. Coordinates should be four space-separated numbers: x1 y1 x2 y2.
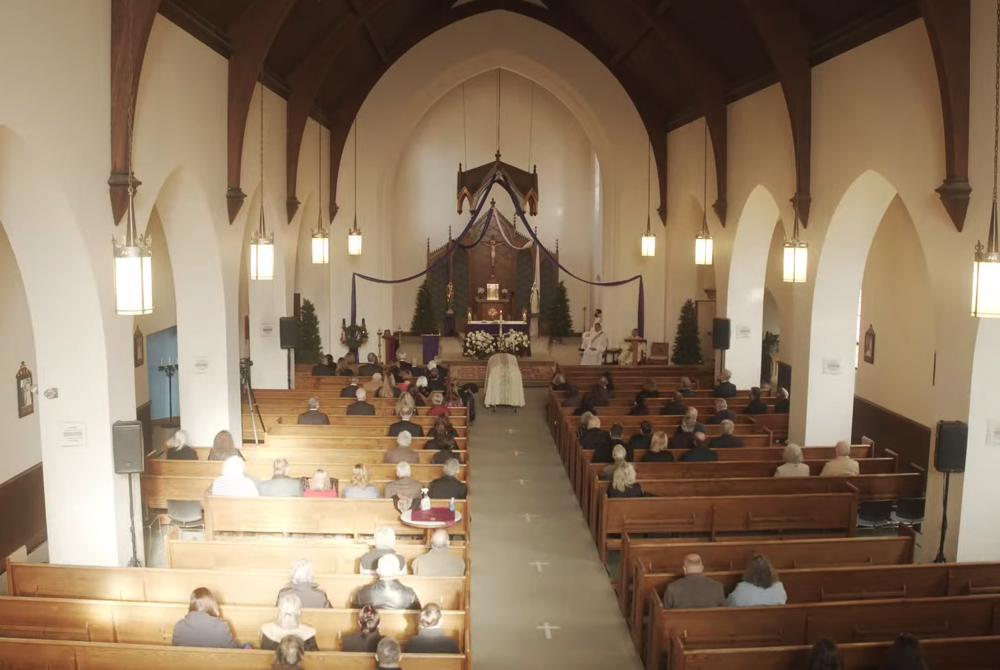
580 321 608 366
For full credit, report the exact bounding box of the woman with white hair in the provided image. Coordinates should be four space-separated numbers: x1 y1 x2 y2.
277 559 331 608
259 592 318 651
608 462 644 498
342 464 378 498
211 456 259 496
427 391 450 417
359 526 406 573
165 430 198 460
599 444 628 481
302 469 338 498
820 441 860 477
774 444 811 477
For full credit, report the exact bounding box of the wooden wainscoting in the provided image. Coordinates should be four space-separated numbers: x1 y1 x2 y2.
0 464 46 559
137 402 152 455
852 396 932 469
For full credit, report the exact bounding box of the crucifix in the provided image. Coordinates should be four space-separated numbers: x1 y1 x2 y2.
486 238 500 276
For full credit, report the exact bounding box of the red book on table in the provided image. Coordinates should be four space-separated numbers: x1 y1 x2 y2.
411 507 456 522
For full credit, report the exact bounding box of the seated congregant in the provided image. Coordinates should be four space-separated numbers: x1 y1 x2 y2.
659 391 688 416
359 352 382 377
412 529 466 576
773 387 790 414
211 456 259 496
727 553 787 606
628 393 650 416
713 368 737 398
427 413 458 441
171 587 240 648
364 372 384 395
383 461 423 506
340 605 384 653
627 421 654 453
774 443 810 477
394 393 417 418
670 408 705 448
881 634 930 670
258 458 304 497
550 373 568 391
584 416 615 463
663 554 725 608
820 441 860 477
277 559 331 608
678 377 695 397
385 431 419 465
607 462 644 498
407 382 427 407
351 554 421 610
573 392 599 416
347 387 376 415
302 469 338 498
707 399 737 425
259 592 318 651
709 420 744 449
428 458 467 499
207 430 242 461
339 353 358 376
376 637 403 670
678 432 717 462
311 354 334 377
608 423 631 460
742 387 768 414
376 372 402 398
638 378 659 398
359 527 406 573
599 444 628 481
340 375 360 398
427 391 450 417
443 380 464 408
431 435 460 465
297 396 330 425
342 464 379 499
642 431 675 463
388 407 423 437
427 365 447 392
575 411 594 442
405 603 460 654
271 634 306 670
165 429 198 460
806 638 843 670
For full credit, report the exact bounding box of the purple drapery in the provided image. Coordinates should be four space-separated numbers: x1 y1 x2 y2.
350 170 645 337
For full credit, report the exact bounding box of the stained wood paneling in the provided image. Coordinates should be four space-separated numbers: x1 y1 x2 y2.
0 464 46 559
853 396 932 469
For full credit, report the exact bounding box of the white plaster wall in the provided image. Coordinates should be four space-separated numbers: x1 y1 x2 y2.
0 218 40 483
294 121 331 354
133 207 177 409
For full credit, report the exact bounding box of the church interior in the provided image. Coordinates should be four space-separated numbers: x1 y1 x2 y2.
3 0 1000 668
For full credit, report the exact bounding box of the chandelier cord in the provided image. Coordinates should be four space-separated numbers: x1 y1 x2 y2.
462 82 468 169
354 116 359 230
702 123 708 235
646 141 651 233
317 123 323 230
259 82 265 236
125 0 136 245
496 69 501 153
991 0 999 252
527 82 534 169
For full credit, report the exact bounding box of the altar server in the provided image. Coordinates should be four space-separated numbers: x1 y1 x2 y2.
580 321 608 365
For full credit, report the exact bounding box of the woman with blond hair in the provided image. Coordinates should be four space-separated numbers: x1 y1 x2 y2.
427 391 450 417
376 372 401 398
207 430 241 461
302 469 338 498
641 431 675 463
171 587 241 648
599 444 628 480
727 553 787 606
342 464 378 499
607 462 644 498
259 592 318 651
394 392 416 418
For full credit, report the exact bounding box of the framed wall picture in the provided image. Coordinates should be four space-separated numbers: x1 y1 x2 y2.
864 325 876 364
486 283 500 300
134 326 145 368
16 362 33 418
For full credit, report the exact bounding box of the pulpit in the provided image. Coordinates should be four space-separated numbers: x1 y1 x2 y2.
475 298 511 321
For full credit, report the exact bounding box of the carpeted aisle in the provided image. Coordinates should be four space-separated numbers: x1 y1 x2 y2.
468 387 643 670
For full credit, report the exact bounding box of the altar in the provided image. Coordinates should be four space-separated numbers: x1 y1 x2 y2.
474 297 511 321
466 320 531 356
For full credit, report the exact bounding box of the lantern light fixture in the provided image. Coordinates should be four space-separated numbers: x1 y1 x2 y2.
694 123 713 266
347 119 363 256
311 124 329 265
972 0 1000 318
250 83 274 281
640 141 655 257
782 206 808 284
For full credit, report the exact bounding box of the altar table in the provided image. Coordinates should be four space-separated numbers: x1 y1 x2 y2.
466 321 531 357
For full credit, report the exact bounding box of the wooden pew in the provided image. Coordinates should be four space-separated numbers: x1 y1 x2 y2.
631 560 1000 654
192 447 469 465
203 495 469 540
588 472 924 541
646 592 1000 670
0 595 467 651
617 531 916 620
147 459 465 482
672 635 1000 670
596 491 859 561
5 561 466 609
260 434 468 450
163 536 467 572
244 417 468 441
0 638 465 670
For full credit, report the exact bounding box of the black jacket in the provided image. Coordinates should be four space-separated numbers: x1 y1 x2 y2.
628 405 650 416
428 475 467 499
346 401 376 416
311 364 334 377
660 401 688 416
340 384 359 398
582 429 613 462
166 446 198 460
351 579 421 610
341 631 384 653
642 450 675 463
679 446 718 462
405 629 460 654
709 435 744 449
713 381 737 398
388 420 424 437
628 434 652 453
679 388 695 397
773 398 790 414
607 483 644 498
359 363 382 377
707 409 737 425
297 410 330 425
743 399 769 414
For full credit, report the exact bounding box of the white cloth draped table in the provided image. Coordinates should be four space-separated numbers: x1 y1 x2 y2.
484 353 526 408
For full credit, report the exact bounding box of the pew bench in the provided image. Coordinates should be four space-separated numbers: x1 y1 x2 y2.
147 459 466 483
192 447 469 465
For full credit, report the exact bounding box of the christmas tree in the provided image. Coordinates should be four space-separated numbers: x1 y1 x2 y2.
544 280 573 340
296 299 323 363
411 279 438 334
671 299 703 365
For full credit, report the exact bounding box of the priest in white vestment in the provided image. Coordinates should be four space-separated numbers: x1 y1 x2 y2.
580 322 608 365
484 352 525 409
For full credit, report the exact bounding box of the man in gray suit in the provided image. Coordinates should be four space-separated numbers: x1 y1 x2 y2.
411 529 466 576
347 387 376 415
297 397 330 424
664 554 725 608
257 458 303 497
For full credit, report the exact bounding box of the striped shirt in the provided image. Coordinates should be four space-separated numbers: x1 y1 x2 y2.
211 474 259 497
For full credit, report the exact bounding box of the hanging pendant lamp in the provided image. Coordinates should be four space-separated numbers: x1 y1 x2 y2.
311 124 329 264
972 0 1000 317
641 142 656 257
782 206 808 283
347 119 363 256
694 124 713 265
250 83 274 281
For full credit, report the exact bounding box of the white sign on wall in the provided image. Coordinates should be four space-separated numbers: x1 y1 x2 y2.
987 419 1000 446
736 325 751 339
822 358 843 375
261 323 275 338
194 358 209 374
61 422 87 448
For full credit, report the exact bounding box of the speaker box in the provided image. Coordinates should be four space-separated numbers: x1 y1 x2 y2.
934 420 968 473
712 318 731 351
113 420 145 474
279 316 298 350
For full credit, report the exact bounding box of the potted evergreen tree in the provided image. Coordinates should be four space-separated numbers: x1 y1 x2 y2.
544 280 573 343
671 299 703 365
296 299 323 364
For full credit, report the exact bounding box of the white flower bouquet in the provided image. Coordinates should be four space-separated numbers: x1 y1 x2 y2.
463 330 497 359
498 330 530 355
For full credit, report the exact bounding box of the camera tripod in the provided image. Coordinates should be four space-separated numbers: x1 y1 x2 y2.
240 361 266 444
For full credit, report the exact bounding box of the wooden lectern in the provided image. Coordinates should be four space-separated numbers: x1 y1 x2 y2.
622 337 647 366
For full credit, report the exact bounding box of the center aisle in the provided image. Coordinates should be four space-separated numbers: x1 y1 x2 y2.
468 387 643 670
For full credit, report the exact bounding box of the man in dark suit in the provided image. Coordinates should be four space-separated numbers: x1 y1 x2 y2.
773 387 790 414
608 423 634 461
628 421 654 453
359 352 382 377
707 399 737 425
428 458 467 499
660 391 688 415
678 433 718 462
743 386 768 414
388 407 424 437
340 375 361 398
311 354 335 376
347 388 376 415
581 416 614 463
709 420 744 448
397 352 413 372
426 367 446 392
297 397 330 425
713 368 737 398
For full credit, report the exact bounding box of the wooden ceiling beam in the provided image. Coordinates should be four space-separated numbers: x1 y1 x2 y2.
225 0 300 223
621 0 728 224
284 0 392 222
347 0 390 63
917 0 971 232
737 0 812 226
611 27 650 66
109 0 162 225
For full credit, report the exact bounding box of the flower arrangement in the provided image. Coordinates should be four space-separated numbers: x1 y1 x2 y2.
463 330 497 359
341 319 369 350
498 330 530 355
